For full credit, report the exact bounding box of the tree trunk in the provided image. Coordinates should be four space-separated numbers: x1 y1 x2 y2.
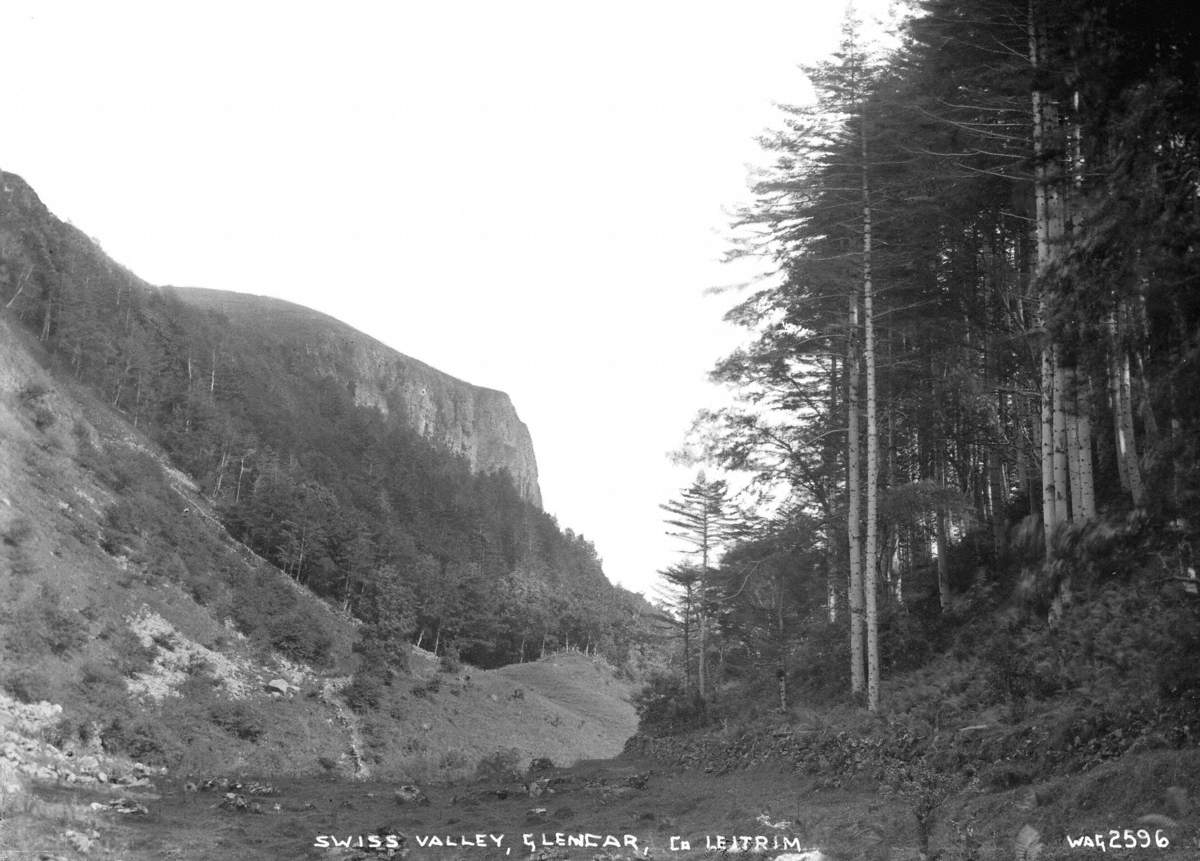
1073 373 1097 520
1109 312 1146 506
1052 351 1071 529
847 294 865 697
1031 0 1061 555
862 114 880 713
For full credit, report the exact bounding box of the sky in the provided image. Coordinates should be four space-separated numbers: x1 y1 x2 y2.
2 1 901 598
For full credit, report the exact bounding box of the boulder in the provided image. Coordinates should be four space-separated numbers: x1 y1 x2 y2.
265 678 296 697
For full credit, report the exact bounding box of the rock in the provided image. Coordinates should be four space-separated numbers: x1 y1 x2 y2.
62 829 95 853
527 778 551 797
265 678 296 697
90 798 149 815
394 784 430 805
220 792 249 812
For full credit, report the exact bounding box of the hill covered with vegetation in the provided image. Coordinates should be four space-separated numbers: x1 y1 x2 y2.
0 169 653 678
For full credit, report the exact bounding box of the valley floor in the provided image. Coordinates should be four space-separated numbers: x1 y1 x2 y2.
6 742 1200 861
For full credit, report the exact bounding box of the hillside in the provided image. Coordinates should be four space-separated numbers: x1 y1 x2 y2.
0 307 639 855
0 167 652 673
166 286 542 507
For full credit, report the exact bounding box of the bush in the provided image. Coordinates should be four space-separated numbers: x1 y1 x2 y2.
2 666 54 703
474 747 522 783
343 673 386 713
104 717 180 765
631 671 706 734
3 585 89 657
265 609 334 664
18 381 55 430
103 623 157 676
439 645 461 674
209 700 268 742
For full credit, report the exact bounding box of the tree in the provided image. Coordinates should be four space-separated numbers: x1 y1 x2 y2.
660 472 736 702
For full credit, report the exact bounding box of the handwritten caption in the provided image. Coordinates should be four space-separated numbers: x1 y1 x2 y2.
313 832 824 855
1065 829 1170 852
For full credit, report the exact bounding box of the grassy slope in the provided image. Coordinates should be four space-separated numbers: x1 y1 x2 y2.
1 312 642 858
0 313 636 778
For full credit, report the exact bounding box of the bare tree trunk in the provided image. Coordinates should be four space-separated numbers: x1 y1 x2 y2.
1052 351 1071 527
1107 331 1131 493
847 294 865 696
862 115 880 713
1031 1 1062 554
1074 374 1097 520
1108 311 1146 506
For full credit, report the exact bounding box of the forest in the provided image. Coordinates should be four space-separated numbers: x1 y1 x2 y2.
643 0 1200 729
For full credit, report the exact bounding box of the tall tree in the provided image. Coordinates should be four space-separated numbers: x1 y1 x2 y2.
661 472 735 702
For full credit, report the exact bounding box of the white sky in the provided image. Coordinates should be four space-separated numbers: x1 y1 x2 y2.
2 1 900 597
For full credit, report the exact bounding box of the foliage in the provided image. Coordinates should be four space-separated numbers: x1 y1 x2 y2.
1 665 54 704
631 671 707 735
0 178 654 671
208 700 268 742
2 584 89 658
473 747 522 783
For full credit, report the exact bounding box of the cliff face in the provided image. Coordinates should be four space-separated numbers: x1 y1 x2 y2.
0 169 541 508
169 288 542 507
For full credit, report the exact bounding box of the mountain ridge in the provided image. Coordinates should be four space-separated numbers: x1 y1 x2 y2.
166 285 542 507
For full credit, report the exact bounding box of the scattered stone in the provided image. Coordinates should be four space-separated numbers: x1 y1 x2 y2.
62 829 97 854
526 777 551 797
756 812 791 829
242 780 279 796
220 792 249 812
89 798 148 815
622 772 650 789
393 784 429 805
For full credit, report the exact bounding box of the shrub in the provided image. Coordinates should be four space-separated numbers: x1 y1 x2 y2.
2 666 54 703
631 671 706 734
103 624 157 676
104 717 180 765
18 382 55 430
343 672 386 713
209 700 268 742
4 585 89 657
474 747 522 783
439 645 461 674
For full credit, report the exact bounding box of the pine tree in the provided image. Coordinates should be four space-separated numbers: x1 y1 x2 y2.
661 472 736 702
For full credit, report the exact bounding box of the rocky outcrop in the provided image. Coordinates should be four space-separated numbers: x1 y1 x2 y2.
170 287 542 506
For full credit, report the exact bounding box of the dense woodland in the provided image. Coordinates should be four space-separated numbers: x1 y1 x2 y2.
648 0 1200 724
0 173 650 683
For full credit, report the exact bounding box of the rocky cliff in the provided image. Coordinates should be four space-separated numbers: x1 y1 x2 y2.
0 169 540 507
167 288 542 506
